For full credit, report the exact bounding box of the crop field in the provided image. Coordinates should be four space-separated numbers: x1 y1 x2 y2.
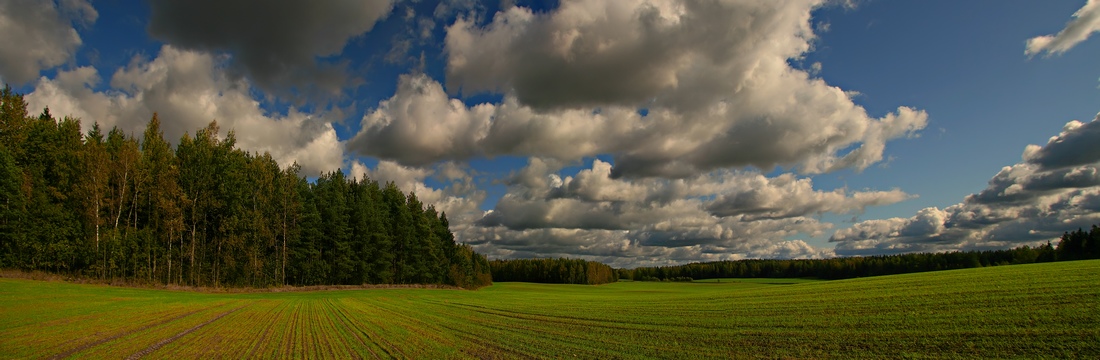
1 260 1098 359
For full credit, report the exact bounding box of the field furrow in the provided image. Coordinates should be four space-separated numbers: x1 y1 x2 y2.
63 302 241 359
1 260 1097 359
125 304 244 359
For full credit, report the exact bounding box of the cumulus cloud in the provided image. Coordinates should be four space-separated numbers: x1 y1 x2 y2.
352 1 928 177
465 158 908 265
348 74 493 165
1023 118 1100 170
706 173 912 220
1025 0 1100 56
831 114 1100 255
0 0 97 85
445 0 821 110
350 159 486 233
147 0 393 97
25 45 343 175
349 71 926 178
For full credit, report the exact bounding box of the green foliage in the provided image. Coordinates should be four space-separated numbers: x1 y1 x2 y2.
628 244 1066 281
1 260 1097 358
0 89 491 288
0 146 23 269
1056 226 1100 261
490 258 616 284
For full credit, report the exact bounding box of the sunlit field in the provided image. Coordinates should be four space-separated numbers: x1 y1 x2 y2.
2 260 1097 359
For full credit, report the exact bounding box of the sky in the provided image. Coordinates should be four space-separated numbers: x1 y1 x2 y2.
2 0 1100 267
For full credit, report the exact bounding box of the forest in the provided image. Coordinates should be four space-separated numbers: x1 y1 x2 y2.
624 228 1100 281
489 258 617 285
0 87 491 289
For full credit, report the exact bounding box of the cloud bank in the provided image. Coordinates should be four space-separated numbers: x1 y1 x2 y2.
463 158 908 267
831 114 1100 255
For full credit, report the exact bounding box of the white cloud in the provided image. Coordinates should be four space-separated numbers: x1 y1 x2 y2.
1026 0 1100 56
25 45 343 175
352 0 928 177
831 114 1100 255
706 173 913 220
349 71 926 178
348 73 493 166
0 0 97 85
355 159 434 196
350 159 487 230
445 0 823 111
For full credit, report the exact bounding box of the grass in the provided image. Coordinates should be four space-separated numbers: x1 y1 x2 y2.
690 277 821 285
1 260 1098 359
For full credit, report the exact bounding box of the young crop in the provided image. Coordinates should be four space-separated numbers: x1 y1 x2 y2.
1 260 1097 359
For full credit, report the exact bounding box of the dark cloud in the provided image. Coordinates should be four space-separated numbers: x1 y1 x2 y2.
147 0 393 97
1023 114 1100 170
969 164 1100 205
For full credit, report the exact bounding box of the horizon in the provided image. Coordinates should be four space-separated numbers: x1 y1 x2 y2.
3 0 1100 267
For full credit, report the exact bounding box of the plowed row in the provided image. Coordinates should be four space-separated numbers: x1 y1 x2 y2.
2 260 1098 359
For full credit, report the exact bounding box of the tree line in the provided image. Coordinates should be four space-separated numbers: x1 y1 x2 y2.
489 258 617 285
623 228 1100 281
1055 226 1100 261
0 87 491 289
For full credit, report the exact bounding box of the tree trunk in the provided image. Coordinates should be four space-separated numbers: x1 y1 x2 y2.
190 221 196 286
282 202 287 286
168 226 172 285
215 240 221 288
114 168 128 230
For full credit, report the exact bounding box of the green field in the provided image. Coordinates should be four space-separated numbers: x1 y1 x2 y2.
1 261 1098 359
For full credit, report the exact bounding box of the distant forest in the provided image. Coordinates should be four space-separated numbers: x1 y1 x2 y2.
489 258 617 285
0 87 491 289
623 228 1100 281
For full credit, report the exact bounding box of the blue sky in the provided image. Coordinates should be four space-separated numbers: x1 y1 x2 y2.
3 0 1099 266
